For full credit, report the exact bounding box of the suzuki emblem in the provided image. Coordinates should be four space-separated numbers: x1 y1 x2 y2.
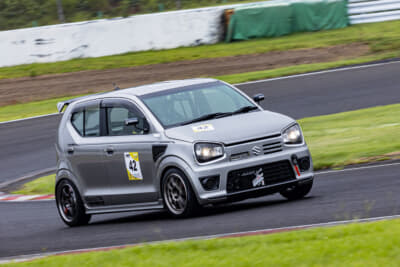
252 146 262 156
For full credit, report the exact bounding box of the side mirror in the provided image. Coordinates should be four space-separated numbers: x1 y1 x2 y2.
125 117 150 134
142 119 150 134
125 117 139 126
253 93 265 104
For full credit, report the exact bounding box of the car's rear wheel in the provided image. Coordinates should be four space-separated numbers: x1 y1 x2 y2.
56 179 91 227
280 179 313 201
162 168 199 218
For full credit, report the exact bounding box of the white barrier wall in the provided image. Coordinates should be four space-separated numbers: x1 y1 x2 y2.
0 7 225 67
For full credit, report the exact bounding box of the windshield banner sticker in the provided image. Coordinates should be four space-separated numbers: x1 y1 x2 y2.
192 124 214 133
124 152 143 181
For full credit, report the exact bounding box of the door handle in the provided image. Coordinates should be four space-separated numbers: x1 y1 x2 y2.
67 146 74 154
105 147 114 155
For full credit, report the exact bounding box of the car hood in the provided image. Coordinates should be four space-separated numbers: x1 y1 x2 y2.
164 110 295 144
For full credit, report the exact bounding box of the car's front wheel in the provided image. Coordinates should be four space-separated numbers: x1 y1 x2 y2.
56 179 91 227
162 168 199 218
280 179 313 201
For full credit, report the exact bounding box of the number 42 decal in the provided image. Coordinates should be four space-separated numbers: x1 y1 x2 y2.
124 152 143 181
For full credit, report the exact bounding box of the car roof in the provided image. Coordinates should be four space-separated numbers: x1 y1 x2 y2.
58 78 218 112
120 78 218 96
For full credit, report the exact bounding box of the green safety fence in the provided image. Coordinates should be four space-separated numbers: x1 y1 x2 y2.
226 0 349 42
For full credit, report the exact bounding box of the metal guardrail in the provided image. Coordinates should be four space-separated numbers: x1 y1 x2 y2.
348 0 400 24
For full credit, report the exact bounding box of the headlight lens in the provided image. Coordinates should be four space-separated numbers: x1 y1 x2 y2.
283 124 303 145
195 143 224 163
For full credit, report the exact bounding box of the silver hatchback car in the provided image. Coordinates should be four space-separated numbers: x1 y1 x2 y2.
55 78 314 226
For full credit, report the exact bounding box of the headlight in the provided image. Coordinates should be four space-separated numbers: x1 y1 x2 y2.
283 124 303 145
194 143 224 163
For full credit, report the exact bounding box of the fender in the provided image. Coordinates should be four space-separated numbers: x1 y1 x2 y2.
156 155 203 203
55 168 85 199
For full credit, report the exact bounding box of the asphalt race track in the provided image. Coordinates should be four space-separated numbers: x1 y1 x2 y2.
1 163 400 258
0 61 400 259
1 61 400 183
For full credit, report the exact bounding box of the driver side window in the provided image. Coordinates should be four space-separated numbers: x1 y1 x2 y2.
105 102 148 136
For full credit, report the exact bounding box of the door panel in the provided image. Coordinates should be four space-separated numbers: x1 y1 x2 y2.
67 144 112 205
105 137 160 205
67 100 112 205
100 98 161 206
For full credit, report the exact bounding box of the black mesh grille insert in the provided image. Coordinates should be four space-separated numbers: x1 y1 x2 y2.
227 160 295 193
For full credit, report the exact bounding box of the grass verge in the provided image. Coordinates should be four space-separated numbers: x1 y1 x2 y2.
301 103 400 169
1 51 399 123
1 20 400 80
13 103 400 195
4 219 400 266
0 94 88 122
12 174 55 196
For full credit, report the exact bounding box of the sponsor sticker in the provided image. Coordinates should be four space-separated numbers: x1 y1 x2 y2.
192 124 215 133
252 168 265 187
124 152 143 181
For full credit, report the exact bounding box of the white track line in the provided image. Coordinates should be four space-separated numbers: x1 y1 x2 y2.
1 60 399 125
1 214 399 264
316 161 400 175
0 113 58 125
235 60 400 86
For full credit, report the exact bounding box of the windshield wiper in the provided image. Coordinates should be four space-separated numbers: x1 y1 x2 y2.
180 106 258 126
231 105 259 115
181 112 229 125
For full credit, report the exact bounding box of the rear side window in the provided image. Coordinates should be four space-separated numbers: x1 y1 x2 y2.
70 104 100 137
71 111 84 136
85 107 100 137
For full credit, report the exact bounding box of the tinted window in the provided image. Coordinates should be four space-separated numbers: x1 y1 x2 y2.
71 111 84 136
70 104 100 137
106 103 147 136
85 106 100 137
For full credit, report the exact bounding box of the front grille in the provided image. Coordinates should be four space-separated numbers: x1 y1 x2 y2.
225 134 281 147
262 141 282 154
227 160 295 193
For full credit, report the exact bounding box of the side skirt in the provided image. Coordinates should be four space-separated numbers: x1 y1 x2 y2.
85 199 164 215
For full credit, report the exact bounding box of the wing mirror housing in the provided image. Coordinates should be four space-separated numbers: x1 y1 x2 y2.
125 117 139 126
253 93 265 104
125 117 150 134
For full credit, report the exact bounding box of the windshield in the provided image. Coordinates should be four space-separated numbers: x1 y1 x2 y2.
140 81 258 128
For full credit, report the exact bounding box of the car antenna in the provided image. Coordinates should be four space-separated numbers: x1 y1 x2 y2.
113 82 120 91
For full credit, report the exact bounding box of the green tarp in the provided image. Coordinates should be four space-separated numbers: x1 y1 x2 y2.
291 0 349 32
226 0 349 42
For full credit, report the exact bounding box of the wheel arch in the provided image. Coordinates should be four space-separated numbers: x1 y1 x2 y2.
156 155 201 202
55 168 84 200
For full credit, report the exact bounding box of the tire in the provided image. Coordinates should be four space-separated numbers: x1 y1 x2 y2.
280 179 313 201
56 179 91 227
162 168 200 218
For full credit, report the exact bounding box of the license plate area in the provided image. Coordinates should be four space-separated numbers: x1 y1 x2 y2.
226 160 295 193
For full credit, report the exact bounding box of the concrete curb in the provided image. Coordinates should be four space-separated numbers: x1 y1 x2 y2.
0 168 56 201
0 192 54 202
0 167 56 192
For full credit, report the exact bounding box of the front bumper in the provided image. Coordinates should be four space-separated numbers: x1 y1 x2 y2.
208 176 313 203
185 144 314 205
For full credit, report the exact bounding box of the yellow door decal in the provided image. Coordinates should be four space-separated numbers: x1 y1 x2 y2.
124 152 143 181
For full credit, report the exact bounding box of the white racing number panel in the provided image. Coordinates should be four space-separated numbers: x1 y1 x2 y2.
124 152 143 181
